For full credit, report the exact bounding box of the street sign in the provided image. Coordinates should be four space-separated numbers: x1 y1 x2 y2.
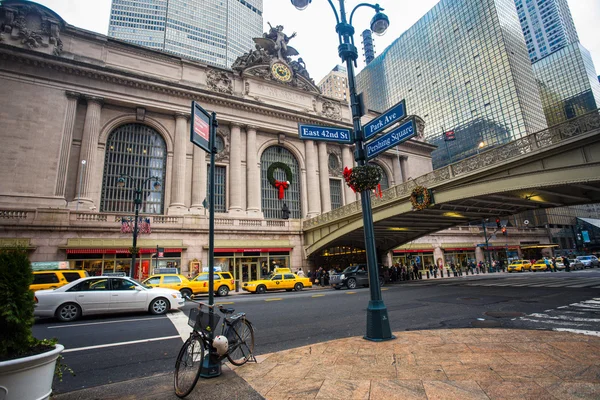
443 130 456 141
297 124 352 144
190 101 211 153
364 99 406 140
366 118 416 160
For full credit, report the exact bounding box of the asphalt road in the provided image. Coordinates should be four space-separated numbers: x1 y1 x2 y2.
34 269 600 394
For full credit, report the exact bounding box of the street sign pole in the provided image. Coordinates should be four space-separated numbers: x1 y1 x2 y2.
190 101 221 378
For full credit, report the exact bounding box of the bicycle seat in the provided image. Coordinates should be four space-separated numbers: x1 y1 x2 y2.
220 307 235 314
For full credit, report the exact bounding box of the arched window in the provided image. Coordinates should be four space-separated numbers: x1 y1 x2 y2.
261 146 301 219
101 124 167 214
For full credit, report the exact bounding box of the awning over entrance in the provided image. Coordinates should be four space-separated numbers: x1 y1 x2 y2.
208 240 292 253
579 217 600 229
520 244 559 249
60 238 185 254
393 243 434 253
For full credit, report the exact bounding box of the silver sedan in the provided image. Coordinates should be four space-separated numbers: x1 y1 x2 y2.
34 276 185 322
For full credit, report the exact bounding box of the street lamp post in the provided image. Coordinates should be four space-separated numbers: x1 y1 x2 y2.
118 175 161 279
291 0 394 341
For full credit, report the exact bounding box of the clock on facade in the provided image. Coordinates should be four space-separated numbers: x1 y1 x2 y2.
270 61 293 82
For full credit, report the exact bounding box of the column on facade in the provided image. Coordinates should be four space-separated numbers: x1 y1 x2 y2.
169 113 188 212
228 123 243 214
400 155 410 182
76 96 103 207
392 153 403 186
190 144 207 213
246 125 261 216
57 91 79 198
304 140 321 217
341 145 356 204
317 141 331 213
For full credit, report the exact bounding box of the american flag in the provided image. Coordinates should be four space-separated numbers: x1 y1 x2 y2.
139 217 152 234
120 217 133 234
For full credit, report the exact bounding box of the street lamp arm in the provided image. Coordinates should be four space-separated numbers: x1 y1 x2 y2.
326 0 341 25
349 3 383 27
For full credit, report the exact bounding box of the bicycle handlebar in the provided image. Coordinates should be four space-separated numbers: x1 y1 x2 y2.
184 295 224 310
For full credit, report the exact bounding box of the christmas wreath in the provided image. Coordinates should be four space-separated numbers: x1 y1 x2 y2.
343 164 381 193
267 162 293 199
128 246 139 255
410 186 432 210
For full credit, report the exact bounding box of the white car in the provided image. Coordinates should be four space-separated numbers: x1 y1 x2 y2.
576 255 600 268
34 276 185 322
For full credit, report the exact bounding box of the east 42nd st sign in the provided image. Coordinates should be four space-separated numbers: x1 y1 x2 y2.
297 124 352 144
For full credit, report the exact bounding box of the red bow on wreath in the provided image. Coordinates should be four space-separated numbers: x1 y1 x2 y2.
274 180 289 200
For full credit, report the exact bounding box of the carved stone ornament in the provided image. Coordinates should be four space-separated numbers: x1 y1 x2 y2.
205 128 230 163
232 23 321 95
206 68 233 95
0 2 65 56
321 100 342 121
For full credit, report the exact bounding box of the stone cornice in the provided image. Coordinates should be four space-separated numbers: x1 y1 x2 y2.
0 44 351 131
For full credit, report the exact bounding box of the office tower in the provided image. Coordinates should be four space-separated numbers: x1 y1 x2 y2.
318 65 350 102
533 43 600 126
361 30 375 65
514 0 578 62
108 0 263 68
356 0 547 168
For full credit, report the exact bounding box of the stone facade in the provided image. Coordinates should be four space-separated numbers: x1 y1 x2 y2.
0 1 435 275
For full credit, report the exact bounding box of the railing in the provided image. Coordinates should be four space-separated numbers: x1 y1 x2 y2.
303 109 600 230
0 209 292 231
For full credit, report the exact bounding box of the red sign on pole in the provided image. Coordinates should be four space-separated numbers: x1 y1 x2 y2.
190 101 211 153
443 130 456 141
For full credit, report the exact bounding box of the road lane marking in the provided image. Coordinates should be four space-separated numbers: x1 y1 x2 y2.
381 288 388 291
312 294 325 297
265 298 282 302
47 316 168 329
553 328 600 337
168 310 193 341
346 292 356 294
217 302 235 305
62 335 181 353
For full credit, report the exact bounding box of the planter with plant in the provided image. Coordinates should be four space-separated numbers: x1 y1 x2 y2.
0 248 69 400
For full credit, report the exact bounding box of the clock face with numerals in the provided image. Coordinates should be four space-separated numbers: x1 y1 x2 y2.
271 62 293 82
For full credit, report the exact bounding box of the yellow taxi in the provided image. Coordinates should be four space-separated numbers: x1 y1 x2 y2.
191 272 235 297
30 270 88 292
531 259 550 272
507 260 532 272
242 268 312 294
142 274 204 298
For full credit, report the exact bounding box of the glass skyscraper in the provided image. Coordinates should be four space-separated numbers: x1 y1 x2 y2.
533 43 600 126
514 0 578 62
108 0 263 68
356 0 547 168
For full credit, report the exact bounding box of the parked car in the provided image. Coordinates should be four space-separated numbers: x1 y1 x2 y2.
34 276 184 322
329 265 385 289
191 272 235 296
30 270 88 292
531 259 549 272
507 260 532 272
242 269 312 294
142 273 204 298
576 255 600 268
568 259 584 270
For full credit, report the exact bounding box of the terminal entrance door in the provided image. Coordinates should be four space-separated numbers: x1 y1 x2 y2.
237 259 259 284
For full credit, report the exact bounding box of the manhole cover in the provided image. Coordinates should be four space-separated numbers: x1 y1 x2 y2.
485 311 526 318
471 320 502 328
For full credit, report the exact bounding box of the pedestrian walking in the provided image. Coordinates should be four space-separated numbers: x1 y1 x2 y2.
297 268 305 277
564 257 571 272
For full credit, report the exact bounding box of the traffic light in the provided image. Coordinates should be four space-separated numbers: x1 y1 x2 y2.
496 218 501 229
502 226 507 236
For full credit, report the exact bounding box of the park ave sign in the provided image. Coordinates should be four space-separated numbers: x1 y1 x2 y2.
366 118 416 160
363 100 406 140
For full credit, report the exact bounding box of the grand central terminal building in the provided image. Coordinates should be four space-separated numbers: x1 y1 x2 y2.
0 1 552 285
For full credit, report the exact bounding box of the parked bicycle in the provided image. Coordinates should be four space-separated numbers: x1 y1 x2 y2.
174 297 255 398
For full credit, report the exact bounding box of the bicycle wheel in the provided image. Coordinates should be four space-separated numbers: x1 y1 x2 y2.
226 319 255 366
174 335 205 398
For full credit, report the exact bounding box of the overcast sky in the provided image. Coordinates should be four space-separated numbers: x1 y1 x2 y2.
32 0 600 83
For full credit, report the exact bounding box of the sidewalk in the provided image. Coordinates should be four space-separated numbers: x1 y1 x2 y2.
54 328 600 400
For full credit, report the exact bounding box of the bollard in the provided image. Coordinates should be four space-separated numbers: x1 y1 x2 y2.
426 271 430 279
419 272 423 279
434 270 438 278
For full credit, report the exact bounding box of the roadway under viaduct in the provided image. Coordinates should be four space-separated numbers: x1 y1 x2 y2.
303 110 600 258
